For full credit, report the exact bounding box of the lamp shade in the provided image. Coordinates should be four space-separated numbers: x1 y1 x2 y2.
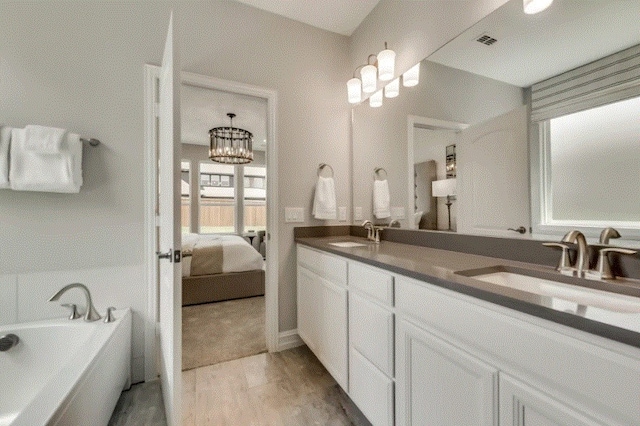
432 178 456 197
361 64 378 93
523 0 553 14
377 48 396 81
403 63 420 87
369 90 383 108
384 78 399 98
347 77 362 104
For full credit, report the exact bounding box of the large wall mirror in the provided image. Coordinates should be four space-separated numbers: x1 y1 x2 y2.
351 0 640 242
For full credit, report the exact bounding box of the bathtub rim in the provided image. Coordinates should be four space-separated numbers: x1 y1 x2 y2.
7 308 131 426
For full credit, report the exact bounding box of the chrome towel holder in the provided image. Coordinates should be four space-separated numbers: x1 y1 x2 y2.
374 167 388 180
80 138 101 147
317 163 334 177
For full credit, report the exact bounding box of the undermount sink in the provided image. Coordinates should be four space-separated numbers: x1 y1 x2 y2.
328 241 367 248
456 266 640 314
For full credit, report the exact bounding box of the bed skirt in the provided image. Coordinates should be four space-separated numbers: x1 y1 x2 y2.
182 269 265 306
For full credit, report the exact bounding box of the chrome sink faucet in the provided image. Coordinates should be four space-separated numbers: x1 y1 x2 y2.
49 283 102 322
561 230 590 277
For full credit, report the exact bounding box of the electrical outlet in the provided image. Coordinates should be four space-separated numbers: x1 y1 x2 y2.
338 207 347 221
354 206 363 221
285 207 304 223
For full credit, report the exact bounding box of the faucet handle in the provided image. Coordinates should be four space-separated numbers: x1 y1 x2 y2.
61 303 82 320
542 242 573 273
586 247 637 280
104 307 116 323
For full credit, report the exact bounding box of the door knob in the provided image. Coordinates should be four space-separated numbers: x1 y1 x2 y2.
508 226 527 234
156 249 172 260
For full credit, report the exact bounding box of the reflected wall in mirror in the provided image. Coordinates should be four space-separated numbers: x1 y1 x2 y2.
351 0 640 241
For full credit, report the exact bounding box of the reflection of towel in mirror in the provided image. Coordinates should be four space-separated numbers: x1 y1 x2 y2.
312 176 337 219
373 179 391 219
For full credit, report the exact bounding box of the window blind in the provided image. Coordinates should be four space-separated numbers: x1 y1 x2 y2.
531 43 640 122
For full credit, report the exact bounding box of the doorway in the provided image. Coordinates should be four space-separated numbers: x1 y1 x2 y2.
143 70 278 382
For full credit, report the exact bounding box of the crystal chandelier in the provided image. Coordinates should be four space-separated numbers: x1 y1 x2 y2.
209 113 253 164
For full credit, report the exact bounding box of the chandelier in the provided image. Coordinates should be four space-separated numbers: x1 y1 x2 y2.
209 113 253 164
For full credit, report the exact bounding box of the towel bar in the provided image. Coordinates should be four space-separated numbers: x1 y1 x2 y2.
374 167 387 180
80 138 101 147
317 163 334 177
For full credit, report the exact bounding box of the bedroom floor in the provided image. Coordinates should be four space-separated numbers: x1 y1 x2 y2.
182 296 267 370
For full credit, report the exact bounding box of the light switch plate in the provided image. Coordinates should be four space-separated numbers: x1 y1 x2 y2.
354 206 363 221
338 207 347 222
285 207 304 223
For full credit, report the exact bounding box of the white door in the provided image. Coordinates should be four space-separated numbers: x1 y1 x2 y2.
499 373 602 426
396 319 498 426
157 13 181 426
456 105 530 237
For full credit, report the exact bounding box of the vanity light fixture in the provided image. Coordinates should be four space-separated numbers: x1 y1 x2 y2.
523 0 553 14
402 62 420 87
347 42 396 103
384 78 400 98
209 113 253 164
369 90 383 108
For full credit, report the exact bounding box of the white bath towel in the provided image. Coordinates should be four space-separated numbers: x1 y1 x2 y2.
373 179 391 219
24 125 67 154
312 176 337 220
0 126 11 189
10 129 83 193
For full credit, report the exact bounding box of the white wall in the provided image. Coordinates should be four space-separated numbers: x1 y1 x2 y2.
0 1 351 381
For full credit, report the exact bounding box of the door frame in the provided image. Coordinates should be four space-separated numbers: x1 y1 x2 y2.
406 115 468 230
144 69 279 381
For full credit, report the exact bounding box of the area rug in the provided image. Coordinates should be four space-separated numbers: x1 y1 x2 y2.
182 296 267 371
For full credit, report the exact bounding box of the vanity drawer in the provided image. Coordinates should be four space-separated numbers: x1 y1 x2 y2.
297 245 347 286
349 291 394 377
349 347 394 426
348 261 394 306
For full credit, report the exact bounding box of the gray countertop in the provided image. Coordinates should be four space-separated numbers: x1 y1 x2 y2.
296 236 640 350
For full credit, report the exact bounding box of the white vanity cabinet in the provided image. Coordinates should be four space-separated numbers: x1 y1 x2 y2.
348 261 395 426
296 245 348 390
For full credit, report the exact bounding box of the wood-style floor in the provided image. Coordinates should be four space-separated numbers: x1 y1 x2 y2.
182 345 371 425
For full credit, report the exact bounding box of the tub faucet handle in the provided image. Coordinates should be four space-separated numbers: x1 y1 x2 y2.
61 303 82 320
104 307 116 323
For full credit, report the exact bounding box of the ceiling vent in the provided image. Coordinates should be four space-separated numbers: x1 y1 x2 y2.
476 34 498 46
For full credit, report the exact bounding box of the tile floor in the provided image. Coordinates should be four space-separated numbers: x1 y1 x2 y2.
110 345 371 426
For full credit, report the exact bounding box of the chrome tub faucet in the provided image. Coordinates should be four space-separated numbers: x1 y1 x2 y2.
49 283 102 322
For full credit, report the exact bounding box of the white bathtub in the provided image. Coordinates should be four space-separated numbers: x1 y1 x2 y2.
0 309 131 426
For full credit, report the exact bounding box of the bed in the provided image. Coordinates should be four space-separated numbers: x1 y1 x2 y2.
181 233 265 306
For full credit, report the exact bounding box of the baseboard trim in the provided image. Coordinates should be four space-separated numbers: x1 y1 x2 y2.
277 329 304 351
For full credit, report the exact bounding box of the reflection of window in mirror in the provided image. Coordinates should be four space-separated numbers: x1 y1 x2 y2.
541 95 640 226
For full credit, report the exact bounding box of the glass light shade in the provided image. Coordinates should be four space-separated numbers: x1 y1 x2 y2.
403 63 420 87
523 0 553 14
347 78 362 104
384 78 399 98
361 64 378 93
369 90 383 108
377 48 396 81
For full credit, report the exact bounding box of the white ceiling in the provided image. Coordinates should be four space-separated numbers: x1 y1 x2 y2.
181 84 268 152
233 0 381 36
428 0 640 87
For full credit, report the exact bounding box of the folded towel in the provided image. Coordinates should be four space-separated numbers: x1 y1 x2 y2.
24 125 67 154
373 179 391 219
10 129 83 193
0 126 11 189
312 176 337 220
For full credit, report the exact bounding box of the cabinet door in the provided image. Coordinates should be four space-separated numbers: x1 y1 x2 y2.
499 374 602 426
297 266 320 352
396 319 498 426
